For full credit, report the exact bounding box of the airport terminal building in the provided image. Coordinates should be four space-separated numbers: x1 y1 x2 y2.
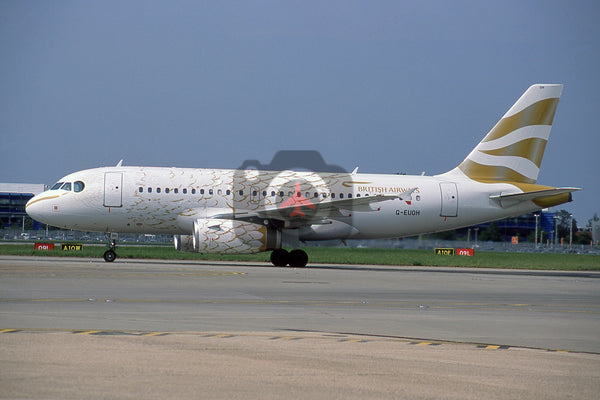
0 183 46 229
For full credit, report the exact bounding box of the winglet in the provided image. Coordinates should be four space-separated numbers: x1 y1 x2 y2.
116 160 123 167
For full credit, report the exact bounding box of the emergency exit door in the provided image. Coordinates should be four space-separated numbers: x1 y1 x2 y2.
440 182 458 217
104 172 123 207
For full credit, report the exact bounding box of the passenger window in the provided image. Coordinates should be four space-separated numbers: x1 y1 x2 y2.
262 191 267 197
322 193 327 198
279 191 284 197
226 190 231 196
239 190 244 196
192 189 196 194
183 188 187 194
271 191 276 197
348 193 352 198
217 189 222 195
74 181 85 193
339 193 344 199
61 182 72 191
209 189 213 195
314 193 318 198
356 193 361 197
138 187 143 193
174 188 178 194
51 182 64 190
148 187 152 193
200 189 205 195
331 193 336 199
165 188 170 194
157 188 161 193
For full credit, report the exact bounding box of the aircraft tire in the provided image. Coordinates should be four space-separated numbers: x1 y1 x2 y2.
288 249 308 268
270 249 289 267
103 250 117 262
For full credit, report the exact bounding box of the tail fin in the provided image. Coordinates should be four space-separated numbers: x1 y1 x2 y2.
457 84 563 184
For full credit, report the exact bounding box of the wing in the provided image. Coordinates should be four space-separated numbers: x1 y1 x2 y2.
231 187 417 223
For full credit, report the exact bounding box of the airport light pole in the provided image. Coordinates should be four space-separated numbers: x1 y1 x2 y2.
534 214 539 248
554 215 559 248
569 214 573 247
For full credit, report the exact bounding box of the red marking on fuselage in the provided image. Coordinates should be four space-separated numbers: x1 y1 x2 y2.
279 181 315 217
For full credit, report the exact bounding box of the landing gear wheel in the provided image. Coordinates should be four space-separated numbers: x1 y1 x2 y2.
103 233 118 262
103 250 117 262
288 249 308 268
270 248 289 267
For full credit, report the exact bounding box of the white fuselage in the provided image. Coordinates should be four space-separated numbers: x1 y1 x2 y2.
25 165 539 240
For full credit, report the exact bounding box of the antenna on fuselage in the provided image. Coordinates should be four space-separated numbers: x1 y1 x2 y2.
116 160 123 167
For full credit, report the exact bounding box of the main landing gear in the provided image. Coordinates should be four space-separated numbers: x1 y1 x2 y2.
270 248 308 268
103 233 118 262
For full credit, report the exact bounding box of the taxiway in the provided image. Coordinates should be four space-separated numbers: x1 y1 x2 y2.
1 256 599 399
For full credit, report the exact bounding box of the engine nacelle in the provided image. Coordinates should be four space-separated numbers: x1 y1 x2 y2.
178 219 281 254
173 234 195 252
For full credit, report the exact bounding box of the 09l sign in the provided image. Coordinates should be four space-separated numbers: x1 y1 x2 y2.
456 248 474 256
35 243 55 251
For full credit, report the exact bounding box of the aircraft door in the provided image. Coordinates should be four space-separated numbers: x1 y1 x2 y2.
439 182 458 217
104 172 123 207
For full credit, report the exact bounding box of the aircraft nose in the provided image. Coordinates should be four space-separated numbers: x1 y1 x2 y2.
26 196 41 220
25 194 53 225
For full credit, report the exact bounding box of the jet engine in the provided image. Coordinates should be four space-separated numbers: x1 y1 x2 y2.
175 219 281 254
173 234 195 252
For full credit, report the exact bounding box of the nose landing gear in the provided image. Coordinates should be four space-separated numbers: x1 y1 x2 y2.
103 233 118 262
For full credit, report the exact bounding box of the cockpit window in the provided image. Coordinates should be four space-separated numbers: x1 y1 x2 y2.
74 181 85 192
51 182 64 190
60 182 72 191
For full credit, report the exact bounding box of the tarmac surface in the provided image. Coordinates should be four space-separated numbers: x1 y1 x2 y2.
1 255 599 399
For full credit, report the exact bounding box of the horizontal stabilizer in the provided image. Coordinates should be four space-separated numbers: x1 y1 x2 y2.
490 187 581 208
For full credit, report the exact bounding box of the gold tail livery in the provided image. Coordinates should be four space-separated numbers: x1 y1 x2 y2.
26 84 580 267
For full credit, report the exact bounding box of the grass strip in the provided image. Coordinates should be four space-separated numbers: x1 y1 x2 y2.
1 244 598 270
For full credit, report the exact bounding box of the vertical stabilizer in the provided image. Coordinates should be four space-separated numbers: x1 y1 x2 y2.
456 84 563 184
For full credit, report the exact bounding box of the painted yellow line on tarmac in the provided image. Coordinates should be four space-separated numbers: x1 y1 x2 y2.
206 333 235 338
0 328 587 354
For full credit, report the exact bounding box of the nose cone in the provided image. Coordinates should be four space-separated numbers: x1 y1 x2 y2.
25 193 55 225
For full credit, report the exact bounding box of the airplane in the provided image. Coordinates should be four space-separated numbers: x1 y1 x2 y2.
26 84 580 267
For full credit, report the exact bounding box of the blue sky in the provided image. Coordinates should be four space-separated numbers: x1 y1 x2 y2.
1 1 598 224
